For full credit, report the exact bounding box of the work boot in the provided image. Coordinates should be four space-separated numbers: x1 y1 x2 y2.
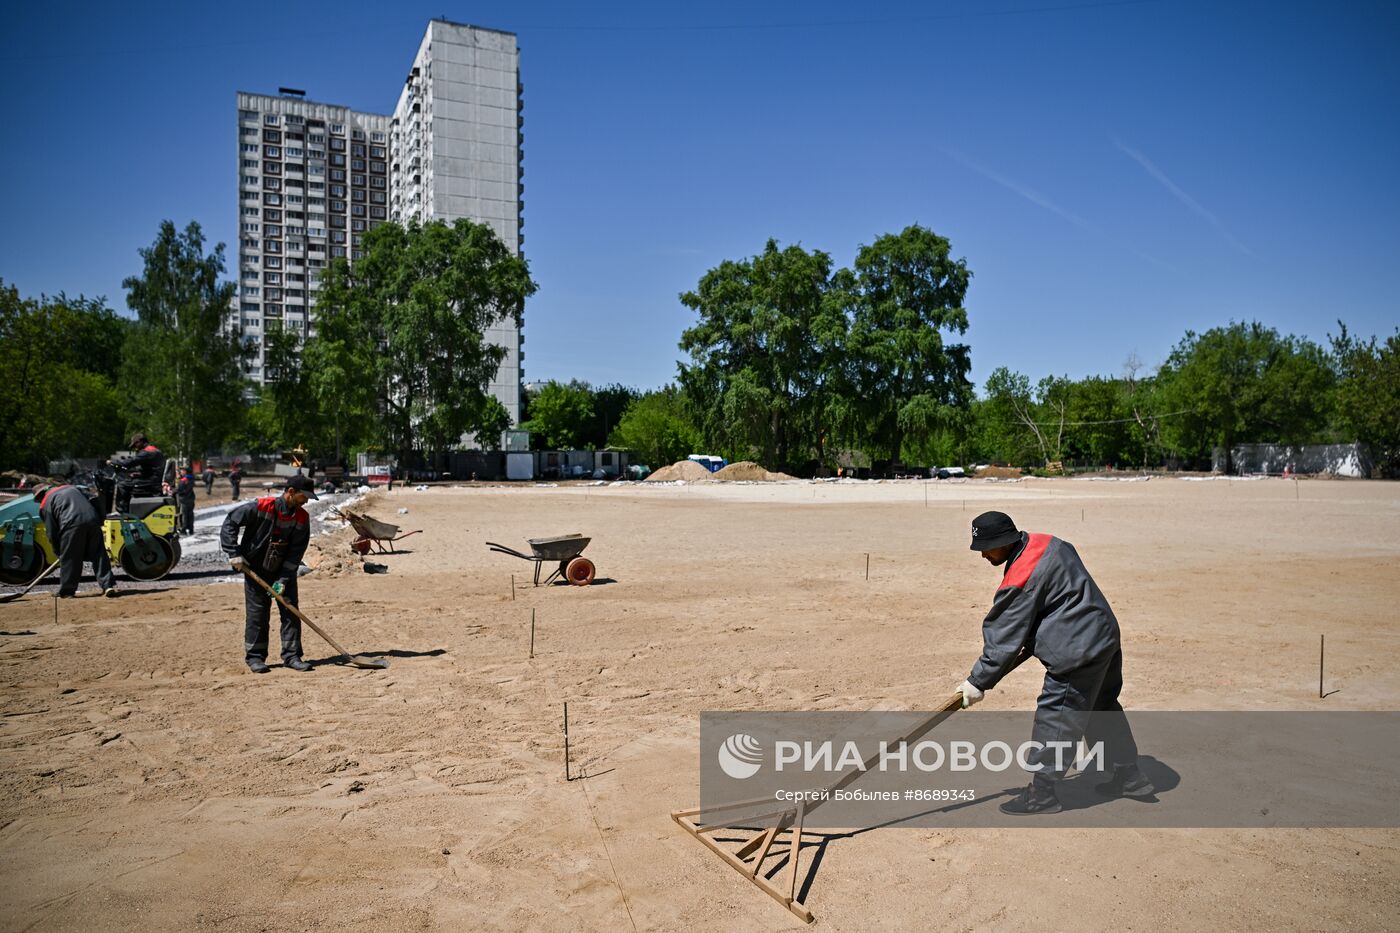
285 658 312 672
104 588 118 598
1095 764 1156 798
999 781 1062 815
247 660 271 674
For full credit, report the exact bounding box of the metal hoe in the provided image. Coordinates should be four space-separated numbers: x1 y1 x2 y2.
240 567 388 670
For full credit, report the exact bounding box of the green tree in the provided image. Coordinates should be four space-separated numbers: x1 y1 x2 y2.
522 381 595 449
679 239 833 469
1331 324 1400 476
1064 376 1133 467
585 383 640 449
843 225 974 465
980 368 1049 466
119 220 245 461
313 218 535 461
1156 322 1334 469
0 281 130 470
608 385 702 468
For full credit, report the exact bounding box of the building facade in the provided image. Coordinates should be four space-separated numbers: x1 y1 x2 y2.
234 19 525 424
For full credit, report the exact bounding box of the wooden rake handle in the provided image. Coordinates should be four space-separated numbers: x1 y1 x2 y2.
240 567 353 659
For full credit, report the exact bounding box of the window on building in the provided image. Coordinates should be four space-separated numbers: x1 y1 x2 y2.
352 188 366 202
370 176 386 189
263 178 281 191
351 219 365 231
309 181 325 191
240 109 259 120
263 193 282 205
241 126 259 138
332 246 346 257
371 131 385 143
240 143 258 153
371 191 386 203
242 191 260 202
309 134 324 145
242 238 258 249
264 162 281 175
287 147 304 158
330 124 345 135
351 174 365 186
242 286 260 297
370 206 386 219
241 206 260 217
330 185 346 197
264 114 279 125
263 129 282 143
240 222 260 233
370 161 385 173
264 145 281 158
330 170 345 182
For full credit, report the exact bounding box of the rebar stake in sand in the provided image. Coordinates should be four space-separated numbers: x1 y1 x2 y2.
511 574 516 601
530 608 536 659
1319 634 1324 699
564 701 572 781
865 553 869 580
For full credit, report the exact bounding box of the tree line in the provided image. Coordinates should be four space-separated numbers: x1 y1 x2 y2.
3 219 1396 477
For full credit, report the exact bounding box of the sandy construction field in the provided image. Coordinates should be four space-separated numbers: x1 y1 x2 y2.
2 477 1397 931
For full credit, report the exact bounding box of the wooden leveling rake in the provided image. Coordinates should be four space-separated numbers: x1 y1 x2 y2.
671 693 965 924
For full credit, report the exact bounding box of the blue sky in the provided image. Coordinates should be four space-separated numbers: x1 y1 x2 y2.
2 1 1396 392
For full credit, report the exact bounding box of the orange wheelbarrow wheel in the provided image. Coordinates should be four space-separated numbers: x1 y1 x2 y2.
565 556 596 586
351 536 371 555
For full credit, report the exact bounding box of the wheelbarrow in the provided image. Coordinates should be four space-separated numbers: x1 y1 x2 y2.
486 534 596 586
332 507 422 555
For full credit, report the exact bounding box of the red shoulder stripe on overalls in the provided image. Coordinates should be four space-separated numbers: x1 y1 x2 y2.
998 533 1053 591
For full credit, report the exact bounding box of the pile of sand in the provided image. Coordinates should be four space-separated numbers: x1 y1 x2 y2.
644 460 715 482
974 465 1024 479
709 460 794 482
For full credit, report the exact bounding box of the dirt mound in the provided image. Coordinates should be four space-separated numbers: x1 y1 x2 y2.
709 461 793 482
644 459 714 482
974 465 1025 479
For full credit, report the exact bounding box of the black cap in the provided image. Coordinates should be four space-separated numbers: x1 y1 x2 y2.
286 474 319 500
970 511 1020 551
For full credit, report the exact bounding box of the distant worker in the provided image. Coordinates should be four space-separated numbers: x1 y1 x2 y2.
110 432 165 514
175 465 197 535
32 482 117 599
219 475 318 674
227 460 244 501
956 511 1153 814
202 467 216 496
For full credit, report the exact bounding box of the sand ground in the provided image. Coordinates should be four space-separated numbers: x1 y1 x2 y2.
1 477 1397 931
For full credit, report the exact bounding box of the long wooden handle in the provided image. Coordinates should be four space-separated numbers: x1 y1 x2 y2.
241 568 352 658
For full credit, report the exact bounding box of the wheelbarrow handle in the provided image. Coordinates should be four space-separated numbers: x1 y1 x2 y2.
485 542 533 560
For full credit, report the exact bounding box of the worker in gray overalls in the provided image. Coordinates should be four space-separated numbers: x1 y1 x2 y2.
957 511 1154 814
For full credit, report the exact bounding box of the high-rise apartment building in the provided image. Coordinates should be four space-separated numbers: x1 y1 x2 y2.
234 19 525 423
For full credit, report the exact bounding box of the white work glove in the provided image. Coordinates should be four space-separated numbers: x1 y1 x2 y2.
228 555 248 572
957 680 984 709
